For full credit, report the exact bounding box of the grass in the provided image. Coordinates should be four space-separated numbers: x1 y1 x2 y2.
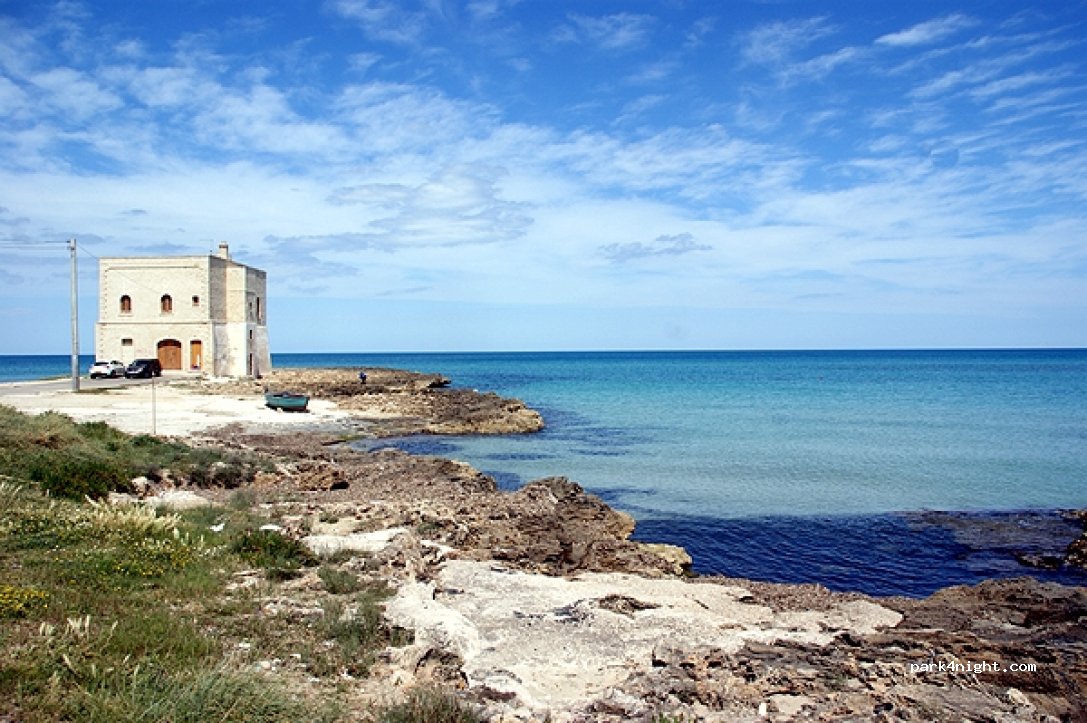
0 406 432 722
372 687 484 723
0 404 269 499
318 565 366 595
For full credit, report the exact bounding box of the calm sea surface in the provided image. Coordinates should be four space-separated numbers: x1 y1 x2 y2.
5 349 1086 595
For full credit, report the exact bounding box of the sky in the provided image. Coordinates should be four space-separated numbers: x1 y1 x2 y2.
1 0 1085 354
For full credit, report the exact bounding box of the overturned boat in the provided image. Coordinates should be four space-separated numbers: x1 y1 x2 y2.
264 391 310 412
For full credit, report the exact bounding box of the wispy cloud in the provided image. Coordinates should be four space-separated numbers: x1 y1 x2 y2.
327 166 533 248
781 46 863 82
876 13 977 47
615 94 667 124
327 0 428 45
685 16 717 48
969 67 1075 100
29 67 121 120
0 2 1084 350
600 232 710 263
739 17 834 66
557 13 656 52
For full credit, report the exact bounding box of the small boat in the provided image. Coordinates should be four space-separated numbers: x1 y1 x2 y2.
264 391 310 412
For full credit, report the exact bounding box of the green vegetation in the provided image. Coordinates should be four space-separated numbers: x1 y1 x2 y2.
318 564 366 595
0 406 468 722
0 405 266 500
231 527 317 580
371 687 484 723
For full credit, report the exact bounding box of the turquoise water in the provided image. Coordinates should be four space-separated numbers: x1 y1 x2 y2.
323 349 1087 595
351 349 1087 519
6 349 1087 595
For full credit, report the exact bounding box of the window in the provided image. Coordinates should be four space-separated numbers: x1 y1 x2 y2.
160 294 173 313
121 338 133 346
192 295 200 306
120 295 132 313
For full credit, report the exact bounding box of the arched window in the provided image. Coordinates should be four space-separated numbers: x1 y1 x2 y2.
120 295 132 313
160 294 173 313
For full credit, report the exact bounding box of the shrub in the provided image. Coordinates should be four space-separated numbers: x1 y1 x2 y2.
230 528 315 577
76 420 127 446
27 451 129 500
0 584 50 618
373 687 483 723
318 565 364 595
228 488 258 510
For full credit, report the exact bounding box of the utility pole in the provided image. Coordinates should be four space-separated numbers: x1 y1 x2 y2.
68 237 80 391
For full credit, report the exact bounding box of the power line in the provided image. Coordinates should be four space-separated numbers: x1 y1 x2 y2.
0 241 69 249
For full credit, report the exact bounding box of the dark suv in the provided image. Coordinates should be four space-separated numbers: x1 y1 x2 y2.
125 358 163 378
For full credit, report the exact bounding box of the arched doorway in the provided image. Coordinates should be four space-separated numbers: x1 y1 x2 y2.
157 339 182 370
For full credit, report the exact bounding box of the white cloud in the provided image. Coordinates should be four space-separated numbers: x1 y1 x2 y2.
0 2 1083 350
615 94 667 124
911 57 1013 98
559 13 655 52
781 45 863 82
126 65 212 107
0 75 28 115
625 59 680 86
29 67 122 119
335 82 498 156
327 0 428 45
547 126 781 203
600 232 711 263
969 67 1073 100
324 166 533 248
876 14 976 48
192 84 347 156
739 17 834 66
348 52 382 74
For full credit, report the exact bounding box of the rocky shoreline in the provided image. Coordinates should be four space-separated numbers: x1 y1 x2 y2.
195 366 545 437
9 367 1087 720
176 367 1085 721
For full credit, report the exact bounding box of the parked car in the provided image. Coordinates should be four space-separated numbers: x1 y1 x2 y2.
88 360 125 378
125 358 163 378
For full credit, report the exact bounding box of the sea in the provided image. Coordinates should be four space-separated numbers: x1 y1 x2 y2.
4 349 1086 597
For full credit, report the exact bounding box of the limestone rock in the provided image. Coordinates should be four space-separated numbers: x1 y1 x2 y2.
302 527 410 557
142 489 212 511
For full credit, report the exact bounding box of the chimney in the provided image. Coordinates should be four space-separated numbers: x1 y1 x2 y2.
217 242 230 259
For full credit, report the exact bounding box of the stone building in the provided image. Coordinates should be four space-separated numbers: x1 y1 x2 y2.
95 243 271 377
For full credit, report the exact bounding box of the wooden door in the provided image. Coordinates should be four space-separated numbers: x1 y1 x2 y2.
157 339 182 370
190 340 203 370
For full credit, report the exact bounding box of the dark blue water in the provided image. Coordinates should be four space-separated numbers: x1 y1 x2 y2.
633 512 1086 597
6 349 1087 596
0 354 95 382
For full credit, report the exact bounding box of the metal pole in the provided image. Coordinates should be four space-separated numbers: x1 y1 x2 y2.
151 373 157 436
68 238 80 392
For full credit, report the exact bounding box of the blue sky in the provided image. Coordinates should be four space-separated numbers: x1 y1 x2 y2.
1 0 1085 354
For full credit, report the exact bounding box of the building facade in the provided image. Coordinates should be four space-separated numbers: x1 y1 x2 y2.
95 243 271 377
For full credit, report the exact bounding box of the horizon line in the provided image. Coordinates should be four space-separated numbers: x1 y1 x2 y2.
4 346 1086 358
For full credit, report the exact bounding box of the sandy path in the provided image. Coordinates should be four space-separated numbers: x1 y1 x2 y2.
0 377 354 437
